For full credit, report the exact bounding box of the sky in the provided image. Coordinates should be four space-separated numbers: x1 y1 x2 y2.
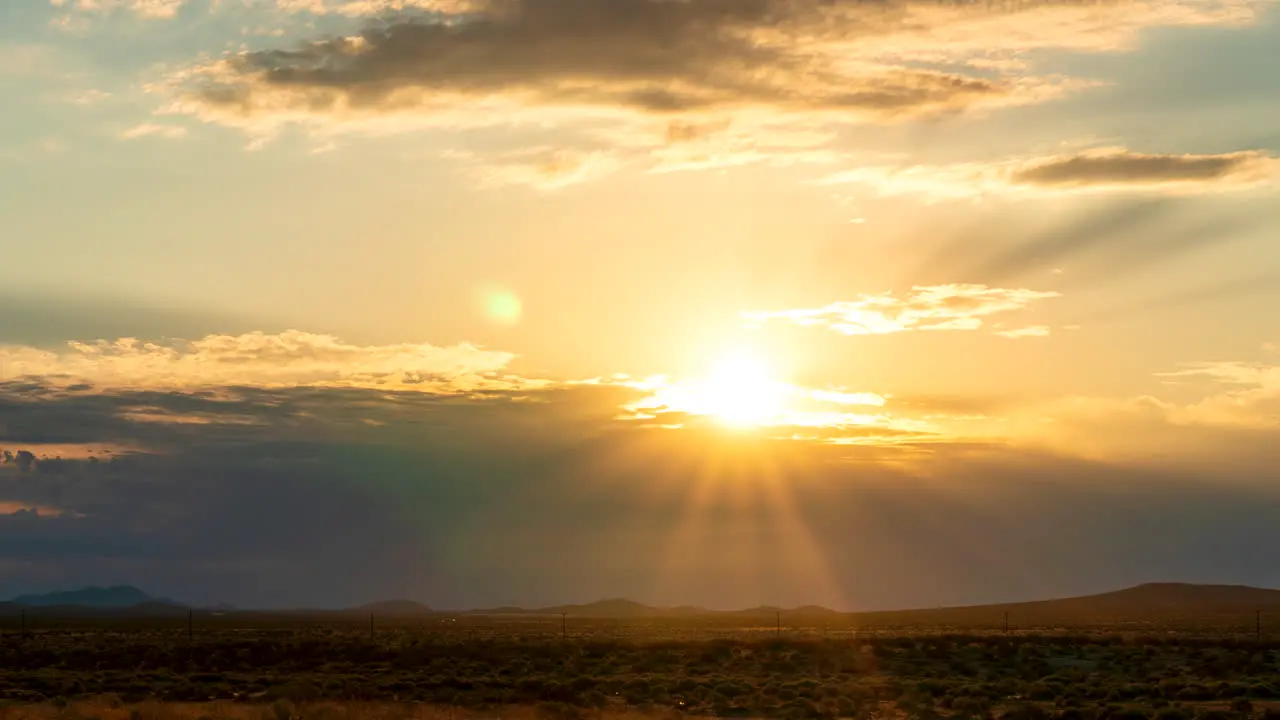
1 0 1279 611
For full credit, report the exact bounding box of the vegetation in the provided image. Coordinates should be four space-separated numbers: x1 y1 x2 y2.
2 622 1280 719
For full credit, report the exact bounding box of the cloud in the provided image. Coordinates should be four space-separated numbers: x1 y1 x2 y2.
743 284 1059 336
819 148 1280 198
444 146 620 190
3 374 1280 610
53 0 186 19
0 502 72 517
66 89 112 105
0 330 520 392
4 328 1280 610
130 0 185 17
156 0 1259 146
275 0 329 11
274 0 471 15
120 123 188 140
996 325 1051 339
1155 359 1280 428
1011 149 1280 189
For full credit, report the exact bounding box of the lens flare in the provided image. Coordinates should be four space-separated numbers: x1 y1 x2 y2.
478 287 523 324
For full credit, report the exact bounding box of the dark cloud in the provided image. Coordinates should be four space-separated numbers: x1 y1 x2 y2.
3 377 1280 610
174 0 1094 133
1011 150 1277 187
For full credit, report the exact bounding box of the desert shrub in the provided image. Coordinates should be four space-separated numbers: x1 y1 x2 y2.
1228 699 1252 715
952 697 990 719
999 703 1051 720
536 702 584 720
1156 708 1191 720
1194 710 1242 720
1108 709 1150 720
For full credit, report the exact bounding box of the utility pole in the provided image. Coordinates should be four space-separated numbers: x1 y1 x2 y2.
1003 611 1009 635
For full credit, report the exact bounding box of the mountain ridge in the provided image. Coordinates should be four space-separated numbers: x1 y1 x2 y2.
7 582 1279 620
9 585 181 609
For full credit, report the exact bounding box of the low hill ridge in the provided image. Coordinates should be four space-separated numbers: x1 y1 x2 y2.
351 599 433 615
10 582 1278 620
10 585 170 608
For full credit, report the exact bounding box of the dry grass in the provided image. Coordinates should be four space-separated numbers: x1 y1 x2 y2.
0 701 688 720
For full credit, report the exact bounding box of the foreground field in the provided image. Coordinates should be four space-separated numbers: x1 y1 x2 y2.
0 702 678 720
3 630 1280 719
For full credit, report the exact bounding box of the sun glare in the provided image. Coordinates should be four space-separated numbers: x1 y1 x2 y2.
684 348 789 428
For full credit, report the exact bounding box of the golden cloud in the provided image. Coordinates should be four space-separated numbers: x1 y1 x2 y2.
0 501 72 517
0 330 523 392
1156 360 1280 428
743 284 1060 336
996 325 1052 338
443 146 621 190
120 122 187 140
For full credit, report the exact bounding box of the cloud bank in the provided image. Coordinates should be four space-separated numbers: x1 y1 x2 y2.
4 353 1280 609
0 330 519 391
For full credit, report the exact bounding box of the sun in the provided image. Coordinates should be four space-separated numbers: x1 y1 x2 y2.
621 347 796 429
690 348 789 428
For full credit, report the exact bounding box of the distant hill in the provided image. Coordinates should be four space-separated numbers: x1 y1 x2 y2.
7 582 1277 624
850 582 1280 626
471 598 712 618
11 585 165 608
460 584 1280 624
351 599 433 615
1013 582 1280 617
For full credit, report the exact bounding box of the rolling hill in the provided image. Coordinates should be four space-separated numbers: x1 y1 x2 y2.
10 585 167 608
459 583 1280 625
6 582 1278 625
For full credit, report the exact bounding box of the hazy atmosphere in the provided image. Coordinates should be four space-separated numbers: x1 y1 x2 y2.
2 0 1279 611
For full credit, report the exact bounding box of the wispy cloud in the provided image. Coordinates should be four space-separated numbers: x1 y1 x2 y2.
743 284 1059 336
1155 359 1280 428
996 325 1051 339
66 89 112 105
0 330 520 392
273 0 470 15
0 501 72 517
53 0 186 19
819 148 1280 197
120 123 188 140
445 146 620 190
